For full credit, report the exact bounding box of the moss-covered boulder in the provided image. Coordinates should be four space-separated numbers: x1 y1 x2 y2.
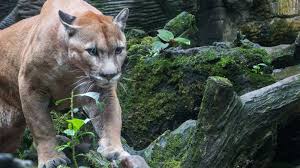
119 36 275 149
164 12 196 37
142 120 196 168
241 18 300 46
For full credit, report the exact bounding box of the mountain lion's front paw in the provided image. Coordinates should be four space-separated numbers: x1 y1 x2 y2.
38 155 71 168
97 145 130 161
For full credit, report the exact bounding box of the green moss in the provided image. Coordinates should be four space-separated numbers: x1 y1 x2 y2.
148 133 184 167
120 37 275 149
144 120 196 168
164 12 196 37
83 150 112 168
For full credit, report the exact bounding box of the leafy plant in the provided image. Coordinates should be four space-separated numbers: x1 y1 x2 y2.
55 91 104 168
152 29 191 53
252 63 268 74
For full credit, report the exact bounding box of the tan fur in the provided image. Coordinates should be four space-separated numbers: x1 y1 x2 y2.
0 0 131 167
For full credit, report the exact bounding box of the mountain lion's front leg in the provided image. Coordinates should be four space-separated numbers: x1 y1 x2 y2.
19 77 70 168
85 86 130 160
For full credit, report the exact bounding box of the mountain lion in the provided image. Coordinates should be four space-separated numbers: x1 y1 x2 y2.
0 0 148 167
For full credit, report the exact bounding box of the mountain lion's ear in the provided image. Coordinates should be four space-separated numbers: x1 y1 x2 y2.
114 8 129 31
58 10 77 36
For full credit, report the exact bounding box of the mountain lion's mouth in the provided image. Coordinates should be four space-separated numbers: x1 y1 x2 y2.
90 74 122 87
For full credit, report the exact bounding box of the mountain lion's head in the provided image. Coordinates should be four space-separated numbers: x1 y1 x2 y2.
58 9 129 88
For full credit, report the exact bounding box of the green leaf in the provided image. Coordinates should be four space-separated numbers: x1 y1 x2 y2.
253 65 260 70
152 40 169 52
79 131 95 138
66 118 85 132
63 129 76 136
56 145 70 152
55 98 71 106
76 92 104 112
257 63 268 67
157 29 174 42
174 37 191 45
56 142 71 152
76 92 100 102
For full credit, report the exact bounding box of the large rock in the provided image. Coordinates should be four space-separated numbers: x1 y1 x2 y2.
142 120 196 167
120 36 275 149
164 12 196 37
239 0 300 46
241 17 300 46
196 0 300 46
273 64 300 80
263 44 300 68
0 153 33 168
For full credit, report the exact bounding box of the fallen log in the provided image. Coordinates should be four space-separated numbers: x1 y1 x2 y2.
183 75 300 168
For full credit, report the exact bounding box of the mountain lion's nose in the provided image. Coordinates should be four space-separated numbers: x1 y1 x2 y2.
102 73 117 80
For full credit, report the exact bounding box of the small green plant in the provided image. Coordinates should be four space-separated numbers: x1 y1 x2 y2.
152 29 191 53
55 91 104 168
252 63 268 74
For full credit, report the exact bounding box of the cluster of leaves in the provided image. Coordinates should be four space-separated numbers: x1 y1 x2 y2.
152 29 191 54
252 63 268 74
55 91 104 168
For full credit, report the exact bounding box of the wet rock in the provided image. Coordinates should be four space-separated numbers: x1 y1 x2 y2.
0 153 33 168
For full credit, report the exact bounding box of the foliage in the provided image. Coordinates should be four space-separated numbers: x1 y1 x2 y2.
152 29 191 54
252 63 268 74
55 91 104 168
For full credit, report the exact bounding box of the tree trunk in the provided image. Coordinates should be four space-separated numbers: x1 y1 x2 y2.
183 75 300 168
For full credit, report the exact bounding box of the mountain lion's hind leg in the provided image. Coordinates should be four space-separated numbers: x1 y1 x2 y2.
0 98 26 153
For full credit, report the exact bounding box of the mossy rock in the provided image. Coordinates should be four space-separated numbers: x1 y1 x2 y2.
142 120 196 168
164 11 196 37
119 36 275 149
241 18 300 46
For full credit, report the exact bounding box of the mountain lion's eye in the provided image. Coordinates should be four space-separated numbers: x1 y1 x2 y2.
86 47 98 56
115 47 123 55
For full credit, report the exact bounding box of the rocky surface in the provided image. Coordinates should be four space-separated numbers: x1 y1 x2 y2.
273 65 300 80
1 0 300 46
120 35 276 149
263 44 299 68
84 74 300 168
196 0 300 46
89 0 197 31
0 153 33 168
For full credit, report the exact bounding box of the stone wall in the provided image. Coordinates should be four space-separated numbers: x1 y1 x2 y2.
197 0 300 46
